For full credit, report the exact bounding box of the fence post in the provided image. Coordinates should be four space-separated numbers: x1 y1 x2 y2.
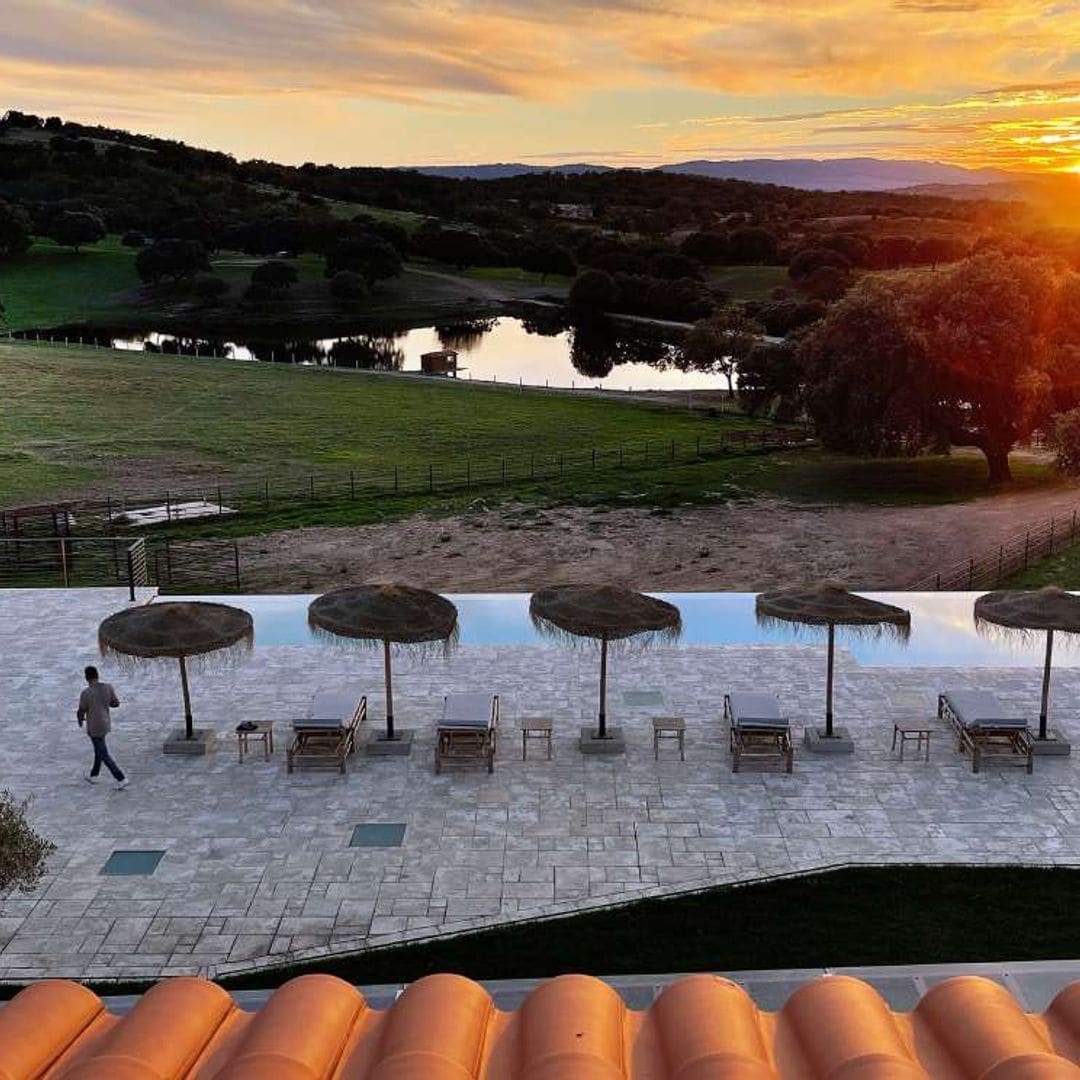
233 543 241 591
644 441 649 464
529 453 535 480
58 536 69 588
351 470 356 499
393 466 398 494
217 485 223 514
429 464 434 493
466 459 471 491
165 490 172 522
935 573 941 591
968 557 974 588
998 545 1004 582
501 458 507 484
1024 532 1030 569
112 535 120 582
670 440 676 461
165 537 174 584
696 435 701 458
106 496 113 525
1049 519 1055 555
264 479 270 510
559 453 564 478
127 547 136 602
309 475 315 503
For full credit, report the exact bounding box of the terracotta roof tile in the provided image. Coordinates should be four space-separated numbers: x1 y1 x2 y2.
3 972 1080 1079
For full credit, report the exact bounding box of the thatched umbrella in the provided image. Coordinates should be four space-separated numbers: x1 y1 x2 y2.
308 584 458 742
975 586 1080 741
756 583 910 739
98 601 253 740
530 584 681 739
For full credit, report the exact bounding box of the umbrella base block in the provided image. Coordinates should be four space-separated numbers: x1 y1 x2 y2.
804 726 854 754
1032 733 1072 756
163 728 217 755
366 729 415 756
579 726 625 754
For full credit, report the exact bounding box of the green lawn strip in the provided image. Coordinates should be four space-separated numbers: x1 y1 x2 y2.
1005 545 1080 588
707 264 791 301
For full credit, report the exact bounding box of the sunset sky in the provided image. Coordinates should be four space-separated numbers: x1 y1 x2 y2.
2 0 1079 173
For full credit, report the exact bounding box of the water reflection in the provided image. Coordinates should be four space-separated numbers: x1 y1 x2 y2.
168 592 1080 667
36 316 725 391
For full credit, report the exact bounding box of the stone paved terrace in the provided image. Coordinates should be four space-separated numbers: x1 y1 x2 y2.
2 586 1080 983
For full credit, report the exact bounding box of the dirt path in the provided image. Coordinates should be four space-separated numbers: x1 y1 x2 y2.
237 482 1080 593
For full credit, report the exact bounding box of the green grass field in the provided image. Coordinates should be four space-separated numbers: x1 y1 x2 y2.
0 236 141 329
0 341 762 506
0 342 1058 520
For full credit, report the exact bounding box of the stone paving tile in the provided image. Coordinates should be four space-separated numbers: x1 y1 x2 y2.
3 586 1080 979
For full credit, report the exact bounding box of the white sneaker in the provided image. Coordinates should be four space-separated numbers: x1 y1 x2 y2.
115 779 129 791
85 774 99 785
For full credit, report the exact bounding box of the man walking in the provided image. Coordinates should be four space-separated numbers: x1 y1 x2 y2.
76 666 128 789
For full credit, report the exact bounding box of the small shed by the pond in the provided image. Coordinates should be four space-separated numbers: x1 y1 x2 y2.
419 348 460 377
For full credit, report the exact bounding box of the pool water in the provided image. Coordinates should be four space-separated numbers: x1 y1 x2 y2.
163 592 1080 668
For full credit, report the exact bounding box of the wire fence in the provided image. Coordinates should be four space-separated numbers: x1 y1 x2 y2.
908 507 1080 590
1 426 813 539
0 536 241 593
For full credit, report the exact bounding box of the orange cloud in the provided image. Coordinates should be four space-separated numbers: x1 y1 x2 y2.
0 0 1078 170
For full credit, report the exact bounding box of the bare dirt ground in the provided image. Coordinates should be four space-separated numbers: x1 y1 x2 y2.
237 482 1080 593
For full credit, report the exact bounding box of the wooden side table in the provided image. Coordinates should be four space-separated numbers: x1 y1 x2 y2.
237 721 274 763
520 718 553 760
652 716 685 760
892 721 932 762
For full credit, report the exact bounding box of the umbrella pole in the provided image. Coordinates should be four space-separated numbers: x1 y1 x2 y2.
383 637 395 741
1039 628 1054 741
178 654 194 740
598 634 608 739
825 623 835 739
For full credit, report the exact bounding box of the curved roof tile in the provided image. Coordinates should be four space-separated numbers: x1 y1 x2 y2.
3 972 1080 1079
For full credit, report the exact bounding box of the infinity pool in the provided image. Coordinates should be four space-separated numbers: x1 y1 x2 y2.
161 592 1080 668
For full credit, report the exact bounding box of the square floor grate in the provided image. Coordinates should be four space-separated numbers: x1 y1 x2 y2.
350 823 406 848
623 690 664 706
101 850 165 876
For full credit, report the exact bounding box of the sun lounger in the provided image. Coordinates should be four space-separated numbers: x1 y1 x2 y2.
435 692 499 774
938 690 1033 773
724 692 793 773
286 688 367 774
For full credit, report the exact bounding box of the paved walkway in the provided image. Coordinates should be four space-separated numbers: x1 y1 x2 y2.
2 587 1079 982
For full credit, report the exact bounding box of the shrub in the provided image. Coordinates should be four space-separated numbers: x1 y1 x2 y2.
329 270 367 301
191 274 230 302
568 268 617 312
136 238 210 283
251 259 298 290
1051 409 1080 475
121 230 146 248
242 280 278 305
0 790 54 893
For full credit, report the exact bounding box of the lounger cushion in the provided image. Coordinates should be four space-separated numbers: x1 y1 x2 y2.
728 692 789 729
439 693 495 730
941 690 1027 731
293 689 364 730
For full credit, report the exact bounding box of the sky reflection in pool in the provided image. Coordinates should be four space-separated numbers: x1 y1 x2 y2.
165 592 1080 668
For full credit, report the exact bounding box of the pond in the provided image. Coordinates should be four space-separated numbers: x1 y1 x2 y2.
29 316 731 392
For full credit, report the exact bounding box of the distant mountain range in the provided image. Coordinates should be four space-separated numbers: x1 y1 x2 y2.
407 157 1020 193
